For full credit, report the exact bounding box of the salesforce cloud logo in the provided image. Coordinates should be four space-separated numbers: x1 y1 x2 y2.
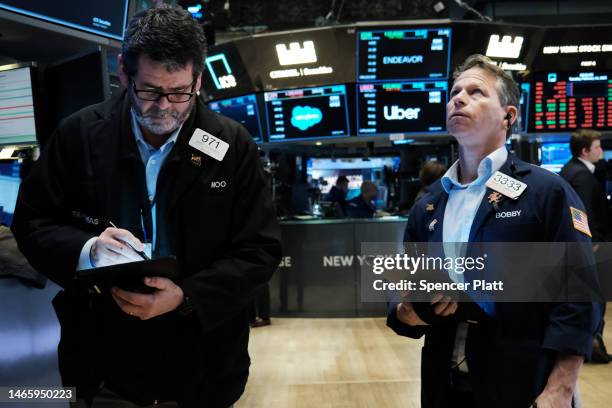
291 106 323 130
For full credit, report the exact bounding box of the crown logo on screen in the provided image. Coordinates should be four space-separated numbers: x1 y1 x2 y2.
485 35 524 59
275 41 318 66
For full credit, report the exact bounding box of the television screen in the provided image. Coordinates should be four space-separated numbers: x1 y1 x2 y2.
0 65 37 146
202 42 256 100
0 0 129 40
356 81 448 136
264 85 350 142
0 160 21 226
246 26 355 90
208 94 263 143
519 83 530 133
44 50 109 139
531 71 612 132
540 142 571 173
357 27 451 82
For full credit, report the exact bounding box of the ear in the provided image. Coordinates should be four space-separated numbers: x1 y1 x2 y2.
118 54 129 88
505 105 519 127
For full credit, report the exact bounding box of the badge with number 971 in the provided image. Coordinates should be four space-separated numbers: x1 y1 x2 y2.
189 128 229 162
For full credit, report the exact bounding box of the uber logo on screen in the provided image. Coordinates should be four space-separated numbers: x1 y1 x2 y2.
383 106 421 120
486 35 524 59
275 41 318 66
205 53 237 90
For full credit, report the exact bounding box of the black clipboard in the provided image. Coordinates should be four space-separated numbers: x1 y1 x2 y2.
75 256 179 295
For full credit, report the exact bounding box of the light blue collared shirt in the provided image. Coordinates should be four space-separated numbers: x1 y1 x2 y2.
130 109 182 250
76 112 182 270
441 145 508 315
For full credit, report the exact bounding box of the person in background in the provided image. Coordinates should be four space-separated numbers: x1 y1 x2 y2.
346 181 378 218
325 175 350 217
249 284 271 328
560 129 611 364
414 160 447 206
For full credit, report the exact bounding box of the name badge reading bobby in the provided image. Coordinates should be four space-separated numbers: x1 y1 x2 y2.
485 171 527 200
189 128 229 162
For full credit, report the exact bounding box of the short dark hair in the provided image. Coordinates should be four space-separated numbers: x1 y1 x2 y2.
419 160 447 186
570 129 601 157
452 54 520 138
122 6 207 81
336 176 349 185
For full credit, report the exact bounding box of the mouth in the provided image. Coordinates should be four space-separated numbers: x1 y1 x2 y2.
450 111 469 119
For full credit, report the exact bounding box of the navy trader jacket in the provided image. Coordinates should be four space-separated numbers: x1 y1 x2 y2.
11 90 282 407
387 153 600 408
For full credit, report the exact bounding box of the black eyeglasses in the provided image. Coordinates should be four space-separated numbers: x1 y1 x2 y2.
131 81 196 103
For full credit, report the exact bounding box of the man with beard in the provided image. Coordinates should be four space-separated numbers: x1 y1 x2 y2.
12 6 281 408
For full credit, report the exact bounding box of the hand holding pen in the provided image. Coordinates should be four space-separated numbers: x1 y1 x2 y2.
89 222 150 267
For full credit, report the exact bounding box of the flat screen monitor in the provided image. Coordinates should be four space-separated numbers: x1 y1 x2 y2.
356 81 448 136
540 142 571 173
604 150 612 161
202 42 256 100
208 94 263 143
0 0 129 40
519 83 530 134
247 26 356 90
308 157 399 190
0 65 37 146
357 27 452 82
264 85 350 142
44 50 109 138
0 160 21 226
531 71 612 132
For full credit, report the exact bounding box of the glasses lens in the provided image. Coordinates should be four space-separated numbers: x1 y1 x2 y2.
136 91 161 101
167 93 193 103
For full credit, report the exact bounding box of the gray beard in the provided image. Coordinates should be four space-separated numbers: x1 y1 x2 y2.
130 89 193 136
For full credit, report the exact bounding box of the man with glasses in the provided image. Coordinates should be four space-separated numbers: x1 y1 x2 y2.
12 6 281 408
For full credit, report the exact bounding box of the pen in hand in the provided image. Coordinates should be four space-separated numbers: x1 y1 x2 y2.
109 221 151 261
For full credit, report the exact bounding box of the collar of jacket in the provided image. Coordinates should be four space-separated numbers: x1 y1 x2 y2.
424 152 533 242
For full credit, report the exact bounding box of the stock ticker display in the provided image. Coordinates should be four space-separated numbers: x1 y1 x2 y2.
264 85 350 142
356 81 448 135
356 28 452 82
208 94 263 143
532 71 612 131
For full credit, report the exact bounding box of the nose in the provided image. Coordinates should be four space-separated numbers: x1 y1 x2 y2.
451 90 467 108
156 95 172 111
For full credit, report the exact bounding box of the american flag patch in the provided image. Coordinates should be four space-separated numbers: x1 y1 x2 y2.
570 207 592 237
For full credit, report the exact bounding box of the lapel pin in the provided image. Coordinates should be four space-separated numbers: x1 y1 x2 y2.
426 203 435 212
190 154 202 167
428 219 438 232
488 191 502 211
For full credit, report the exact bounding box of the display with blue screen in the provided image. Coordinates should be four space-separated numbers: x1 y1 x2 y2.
519 83 530 133
208 94 263 143
357 28 451 82
540 142 571 173
264 85 350 142
357 81 447 135
0 160 21 226
0 0 129 40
